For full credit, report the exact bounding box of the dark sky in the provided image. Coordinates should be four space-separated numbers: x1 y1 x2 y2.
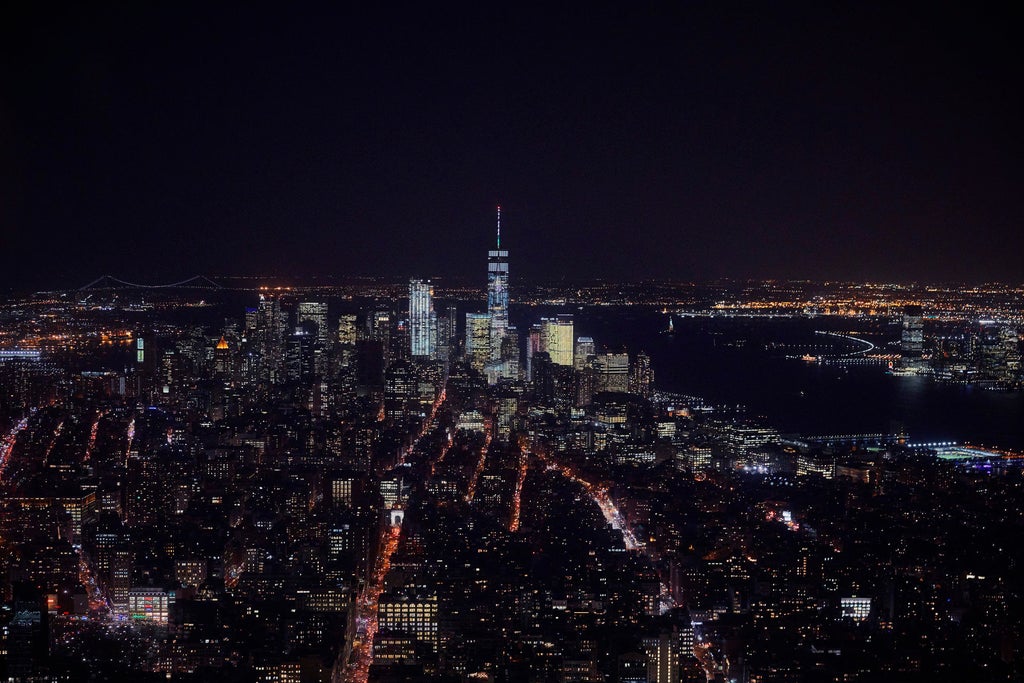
1 4 1021 290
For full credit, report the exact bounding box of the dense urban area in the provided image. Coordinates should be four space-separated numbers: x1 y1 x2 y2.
1 245 1023 682
5 0 1022 680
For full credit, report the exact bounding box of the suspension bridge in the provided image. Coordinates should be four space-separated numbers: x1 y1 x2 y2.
76 275 225 291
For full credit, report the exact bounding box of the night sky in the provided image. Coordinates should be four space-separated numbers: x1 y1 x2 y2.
1 5 1021 291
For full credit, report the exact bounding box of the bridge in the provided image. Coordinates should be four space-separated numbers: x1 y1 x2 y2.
77 275 225 291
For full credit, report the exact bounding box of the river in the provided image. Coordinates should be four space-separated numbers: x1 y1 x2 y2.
518 306 1024 451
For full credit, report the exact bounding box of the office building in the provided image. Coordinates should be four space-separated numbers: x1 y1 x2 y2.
900 304 924 370
629 350 654 398
297 301 330 349
526 323 543 381
541 315 574 367
378 592 439 650
574 336 595 370
337 314 358 346
465 313 491 371
408 279 438 359
643 631 681 683
255 294 286 385
596 351 630 393
487 206 510 360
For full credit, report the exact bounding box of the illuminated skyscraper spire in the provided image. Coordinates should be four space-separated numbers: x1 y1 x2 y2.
487 209 509 329
485 204 513 380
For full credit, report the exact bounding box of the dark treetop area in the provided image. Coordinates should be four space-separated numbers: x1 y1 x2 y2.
1 4 1022 292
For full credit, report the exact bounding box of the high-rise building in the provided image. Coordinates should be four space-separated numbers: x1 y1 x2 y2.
900 304 924 370
285 328 317 381
541 315 574 367
255 294 286 385
574 336 596 370
390 319 411 364
297 301 330 349
244 307 258 334
465 312 491 371
642 630 681 683
629 350 654 398
495 392 518 437
596 351 630 393
213 335 231 375
533 351 575 405
487 206 510 360
526 323 543 381
476 206 520 383
371 311 391 339
485 339 520 384
110 546 134 613
408 279 437 359
384 361 417 421
337 314 358 346
436 305 458 361
575 356 598 406
441 305 458 345
369 310 394 368
500 327 520 378
971 322 1019 384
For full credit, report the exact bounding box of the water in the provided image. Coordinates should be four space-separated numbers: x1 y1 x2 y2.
525 306 1024 451
118 297 1024 450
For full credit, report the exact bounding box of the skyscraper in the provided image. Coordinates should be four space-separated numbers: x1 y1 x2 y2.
596 351 630 393
465 312 491 371
336 314 358 346
900 304 924 371
901 305 923 355
297 301 330 349
487 206 510 359
297 300 330 375
408 279 437 359
478 205 520 383
436 304 458 361
285 327 316 381
526 323 543 381
541 315 574 367
629 350 654 398
384 360 417 421
255 293 286 385
574 336 596 370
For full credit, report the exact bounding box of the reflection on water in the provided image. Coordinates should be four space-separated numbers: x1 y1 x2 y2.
546 307 1024 450
177 299 1024 450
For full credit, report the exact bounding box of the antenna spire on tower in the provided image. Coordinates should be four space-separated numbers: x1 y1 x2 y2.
496 204 501 249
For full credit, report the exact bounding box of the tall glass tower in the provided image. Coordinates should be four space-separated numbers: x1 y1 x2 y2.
900 304 924 371
487 206 509 359
409 278 437 359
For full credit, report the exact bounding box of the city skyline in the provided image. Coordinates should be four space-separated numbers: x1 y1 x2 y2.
2 5 1022 292
1 216 1022 680
2 6 1023 682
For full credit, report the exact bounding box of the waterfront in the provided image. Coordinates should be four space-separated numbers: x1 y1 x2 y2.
156 298 1024 449
562 307 1024 450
